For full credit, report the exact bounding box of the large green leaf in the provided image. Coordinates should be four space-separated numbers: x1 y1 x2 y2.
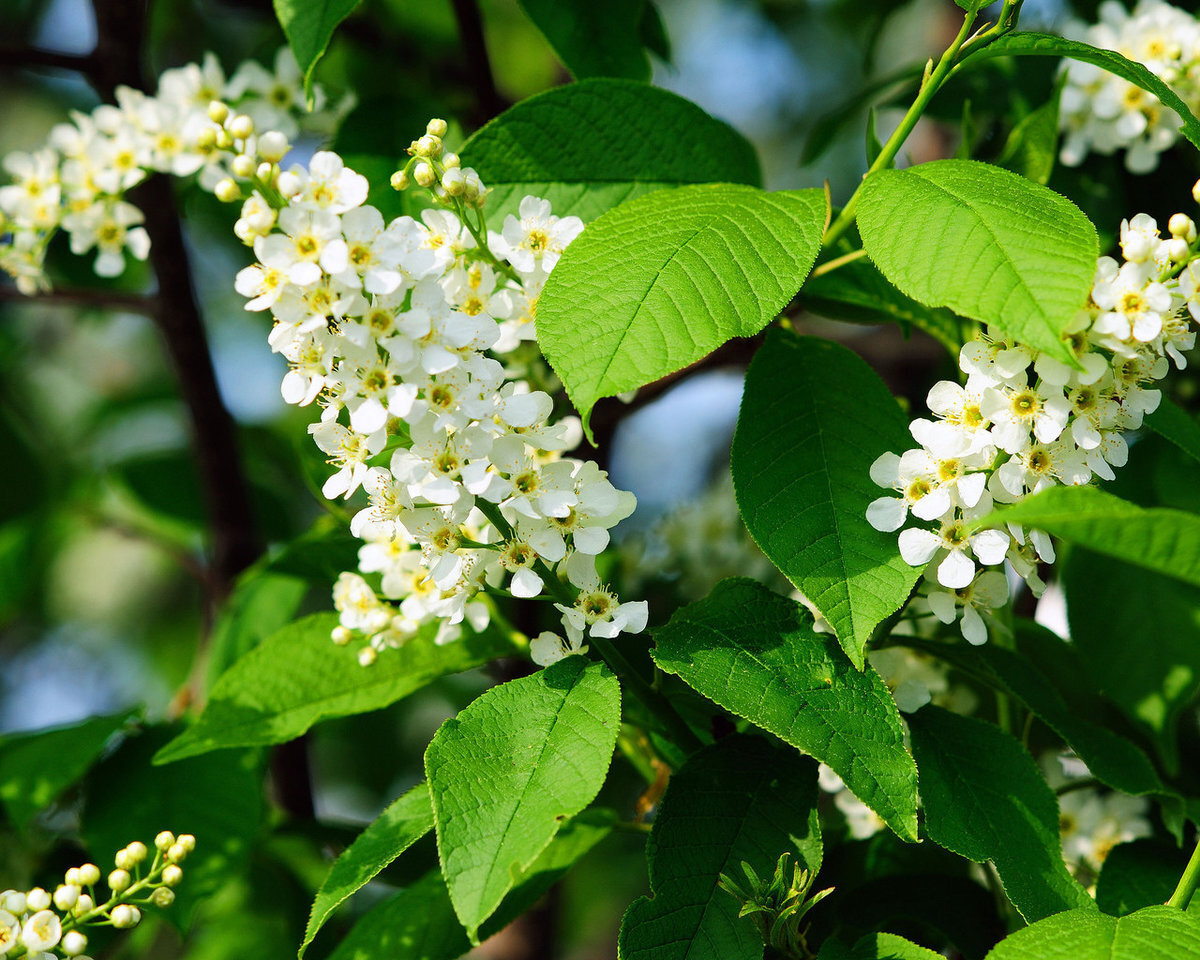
984 905 1200 959
818 932 944 960
461 78 760 222
1145 399 1200 469
207 570 307 686
731 329 921 666
0 711 133 831
653 579 918 842
273 0 361 96
857 159 1097 363
960 33 1200 152
301 783 435 956
326 810 614 960
518 0 654 81
1096 840 1200 918
975 485 1200 587
1063 548 1200 773
619 735 822 960
908 706 1094 922
997 85 1062 186
538 185 825 437
802 257 963 355
155 614 513 764
424 657 620 941
83 726 264 926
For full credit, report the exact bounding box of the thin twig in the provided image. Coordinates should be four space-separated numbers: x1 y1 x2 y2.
0 284 154 313
447 0 507 125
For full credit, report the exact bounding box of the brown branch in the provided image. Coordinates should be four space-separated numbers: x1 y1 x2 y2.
448 0 508 126
0 47 99 74
0 284 154 313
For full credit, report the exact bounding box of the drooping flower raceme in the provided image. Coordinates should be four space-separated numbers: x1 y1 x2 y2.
1059 0 1200 173
868 204 1199 644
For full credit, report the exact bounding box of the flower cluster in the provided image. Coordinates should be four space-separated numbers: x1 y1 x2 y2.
1059 0 1200 173
0 832 192 960
868 201 1199 644
223 118 646 667
0 48 345 293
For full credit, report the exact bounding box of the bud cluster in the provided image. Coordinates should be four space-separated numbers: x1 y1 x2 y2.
390 118 487 209
0 832 193 960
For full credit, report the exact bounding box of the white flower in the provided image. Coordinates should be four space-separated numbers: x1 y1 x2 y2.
20 912 61 953
926 570 1009 645
494 195 584 275
1091 256 1172 343
866 449 952 531
0 911 19 957
63 200 151 277
530 630 587 667
980 379 1071 453
291 151 369 215
897 501 1009 589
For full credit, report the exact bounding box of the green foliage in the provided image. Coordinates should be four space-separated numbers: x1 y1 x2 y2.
983 905 1200 959
273 0 361 97
618 735 823 960
326 810 615 960
802 257 963 355
518 0 658 81
857 159 1097 363
818 932 944 960
83 726 265 925
538 185 826 437
301 783 435 956
424 657 620 942
0 711 133 831
908 706 1094 922
1063 548 1200 772
1145 398 1200 468
155 614 514 764
998 85 1062 185
461 79 760 221
206 570 307 685
731 329 922 666
977 485 1200 587
961 33 1200 152
1096 841 1200 917
652 579 918 842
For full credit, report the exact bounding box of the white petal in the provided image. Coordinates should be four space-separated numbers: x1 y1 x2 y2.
898 528 940 567
926 589 958 624
936 548 976 589
961 603 988 645
866 496 908 532
956 472 986 508
912 488 952 522
971 528 1010 566
510 566 543 598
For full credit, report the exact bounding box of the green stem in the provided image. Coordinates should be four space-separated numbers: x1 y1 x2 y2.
1168 835 1200 909
822 6 984 250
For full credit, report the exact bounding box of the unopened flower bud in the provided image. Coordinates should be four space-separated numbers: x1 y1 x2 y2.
442 152 460 169
1193 178 1200 204
110 904 140 929
154 832 175 852
231 154 256 178
195 128 217 151
332 625 352 645
1169 213 1197 242
177 835 195 854
1167 237 1189 261
414 162 435 187
64 869 80 886
53 885 79 910
441 168 465 196
256 161 274 181
425 118 448 137
358 647 377 666
390 170 410 191
215 128 234 150
61 931 88 956
228 114 254 140
3 892 26 914
166 844 185 863
114 849 135 871
214 178 241 203
72 894 94 917
416 135 442 157
207 101 229 124
257 130 290 163
150 887 175 908
77 864 100 887
107 869 130 893
26 888 50 911
161 865 183 887
277 170 302 197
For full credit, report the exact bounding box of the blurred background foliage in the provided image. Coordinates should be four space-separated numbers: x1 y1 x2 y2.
3 0 1200 958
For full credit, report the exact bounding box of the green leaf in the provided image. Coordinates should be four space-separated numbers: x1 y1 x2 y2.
207 571 307 686
300 783 435 956
984 905 1200 959
961 32 1200 153
818 932 944 960
998 85 1062 185
1063 547 1200 773
908 706 1094 922
857 159 1097 363
1096 840 1200 917
975 485 1200 587
326 810 614 960
0 711 133 831
538 185 825 437
155 614 514 764
802 256 962 355
424 657 620 942
618 735 823 960
973 644 1171 800
1145 398 1200 469
652 579 918 842
518 0 653 81
730 329 922 666
83 726 264 925
461 78 760 222
272 0 361 97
